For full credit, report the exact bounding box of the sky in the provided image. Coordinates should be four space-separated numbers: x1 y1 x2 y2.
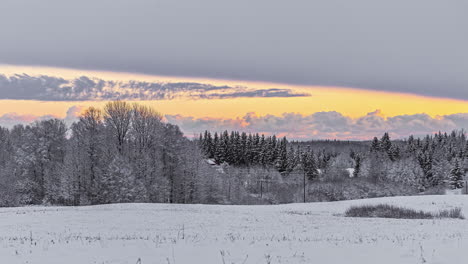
0 1 467 140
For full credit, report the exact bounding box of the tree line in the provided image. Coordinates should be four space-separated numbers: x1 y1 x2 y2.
0 102 227 206
199 130 468 197
0 102 467 206
198 131 331 178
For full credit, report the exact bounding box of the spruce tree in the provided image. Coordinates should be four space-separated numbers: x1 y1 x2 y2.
380 132 392 153
199 133 203 147
269 135 278 164
275 137 288 173
246 133 254 165
417 150 435 187
370 137 380 152
448 160 464 189
465 142 468 159
240 132 248 165
213 132 222 164
388 145 400 161
406 135 416 153
301 147 318 181
286 145 298 174
353 155 361 178
221 130 231 163
252 133 261 164
259 134 267 166
206 131 214 158
350 150 361 177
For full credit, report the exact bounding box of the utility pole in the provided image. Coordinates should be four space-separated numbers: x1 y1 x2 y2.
303 171 306 203
260 179 263 198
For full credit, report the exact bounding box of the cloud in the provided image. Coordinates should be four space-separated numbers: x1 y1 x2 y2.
167 110 468 140
0 113 58 128
0 105 85 128
0 1 467 99
64 105 86 125
0 74 309 101
205 89 310 99
2 107 467 140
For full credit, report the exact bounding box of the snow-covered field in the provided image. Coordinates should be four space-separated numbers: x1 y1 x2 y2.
1 196 468 264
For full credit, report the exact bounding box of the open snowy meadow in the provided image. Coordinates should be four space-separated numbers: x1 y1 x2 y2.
1 195 467 264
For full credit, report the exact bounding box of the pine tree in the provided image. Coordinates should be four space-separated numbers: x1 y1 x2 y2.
251 133 260 165
380 132 392 153
219 131 230 163
245 133 254 165
269 135 278 164
406 135 416 153
370 137 380 152
417 150 435 187
231 132 241 165
240 132 248 165
353 155 361 177
301 147 318 181
448 160 464 189
199 133 203 148
465 141 468 159
350 150 361 177
205 131 214 158
275 137 288 173
286 145 298 174
259 134 267 166
213 132 222 164
200 131 209 156
388 145 400 161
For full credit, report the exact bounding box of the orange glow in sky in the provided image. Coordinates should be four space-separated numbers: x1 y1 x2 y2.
0 64 467 120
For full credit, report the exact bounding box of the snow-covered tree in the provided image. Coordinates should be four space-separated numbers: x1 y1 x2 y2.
448 160 464 190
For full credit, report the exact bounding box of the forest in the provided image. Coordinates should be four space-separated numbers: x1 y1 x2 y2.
0 101 467 207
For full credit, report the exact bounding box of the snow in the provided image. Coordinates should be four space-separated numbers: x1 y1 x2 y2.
445 188 463 195
346 167 355 177
1 195 468 264
206 159 216 165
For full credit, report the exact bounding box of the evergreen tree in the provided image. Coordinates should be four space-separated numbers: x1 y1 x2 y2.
275 137 288 173
417 150 436 187
448 160 464 189
240 132 248 165
245 133 254 165
213 132 222 164
388 145 400 161
286 145 298 174
198 133 203 149
220 130 230 163
406 135 416 153
465 141 468 159
268 135 278 165
206 131 214 158
350 150 361 177
370 137 380 152
380 132 392 153
259 134 267 166
301 147 318 181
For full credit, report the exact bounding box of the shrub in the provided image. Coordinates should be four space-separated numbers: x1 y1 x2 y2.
307 178 418 202
436 207 464 219
345 204 464 219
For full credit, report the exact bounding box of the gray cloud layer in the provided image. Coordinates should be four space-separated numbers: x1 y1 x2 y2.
0 74 308 100
1 1 467 99
166 110 468 140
